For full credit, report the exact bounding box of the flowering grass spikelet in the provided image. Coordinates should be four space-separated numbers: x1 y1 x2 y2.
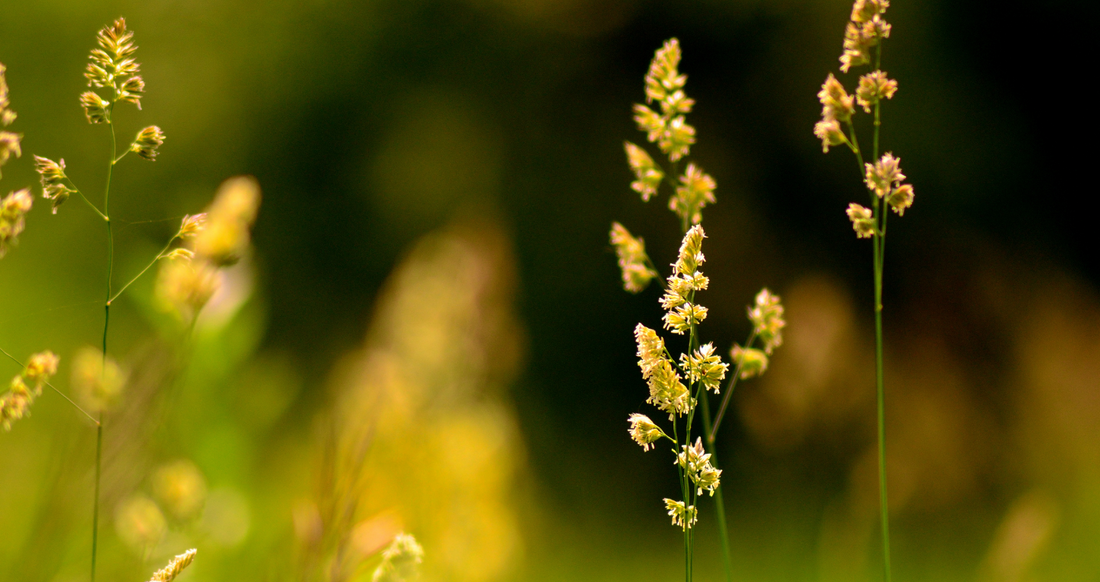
610 222 656 293
628 413 666 451
147 548 196 582
0 63 21 178
748 288 785 354
79 91 111 124
730 344 769 379
33 156 76 214
634 38 697 162
178 213 207 239
681 343 728 394
840 0 891 73
856 70 898 113
635 324 692 417
819 74 855 123
85 18 146 111
664 498 698 530
1 351 59 431
0 188 33 257
372 533 424 582
131 125 166 160
865 152 914 215
671 163 716 226
677 437 722 496
624 142 664 201
846 203 875 238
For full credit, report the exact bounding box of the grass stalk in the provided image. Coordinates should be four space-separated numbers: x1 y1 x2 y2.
91 105 117 582
870 41 892 582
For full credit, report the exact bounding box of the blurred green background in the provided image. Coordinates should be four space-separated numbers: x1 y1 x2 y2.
1 0 1096 581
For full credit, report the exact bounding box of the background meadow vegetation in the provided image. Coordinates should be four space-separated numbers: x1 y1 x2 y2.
0 0 1094 581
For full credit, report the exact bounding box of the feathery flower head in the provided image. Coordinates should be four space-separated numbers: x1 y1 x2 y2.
851 0 890 23
0 188 33 257
0 63 20 179
677 437 722 496
0 381 32 432
660 115 695 162
748 288 785 354
0 349 60 431
664 498 698 530
663 303 708 335
72 346 126 412
840 0 891 73
178 213 207 239
628 413 666 451
624 141 664 201
818 74 855 123
192 176 261 266
856 70 898 113
148 548 196 582
671 164 716 226
634 39 697 162
372 533 424 582
79 91 111 124
730 344 769 379
681 343 728 393
130 125 165 160
0 63 16 128
23 350 59 392
85 18 145 109
635 324 692 417
644 39 688 108
814 117 847 153
34 156 76 214
633 104 664 144
610 222 656 293
864 152 913 215
846 203 876 238
864 152 904 197
674 225 706 276
887 184 914 216
164 248 194 261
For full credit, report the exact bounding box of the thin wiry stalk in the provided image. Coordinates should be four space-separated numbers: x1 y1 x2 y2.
697 393 732 582
871 42 893 582
91 103 117 582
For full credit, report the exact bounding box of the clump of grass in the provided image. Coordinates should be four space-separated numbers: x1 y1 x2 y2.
813 1 915 580
612 39 785 582
3 17 261 581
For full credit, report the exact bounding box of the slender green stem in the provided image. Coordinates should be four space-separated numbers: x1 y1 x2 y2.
870 41 892 582
698 390 733 582
91 104 118 582
708 330 756 442
68 184 108 222
90 413 102 582
109 236 177 305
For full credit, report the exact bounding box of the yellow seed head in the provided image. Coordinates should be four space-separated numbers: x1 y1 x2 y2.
856 70 898 113
0 188 33 257
628 413 665 451
148 548 197 582
846 203 876 239
130 125 165 160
